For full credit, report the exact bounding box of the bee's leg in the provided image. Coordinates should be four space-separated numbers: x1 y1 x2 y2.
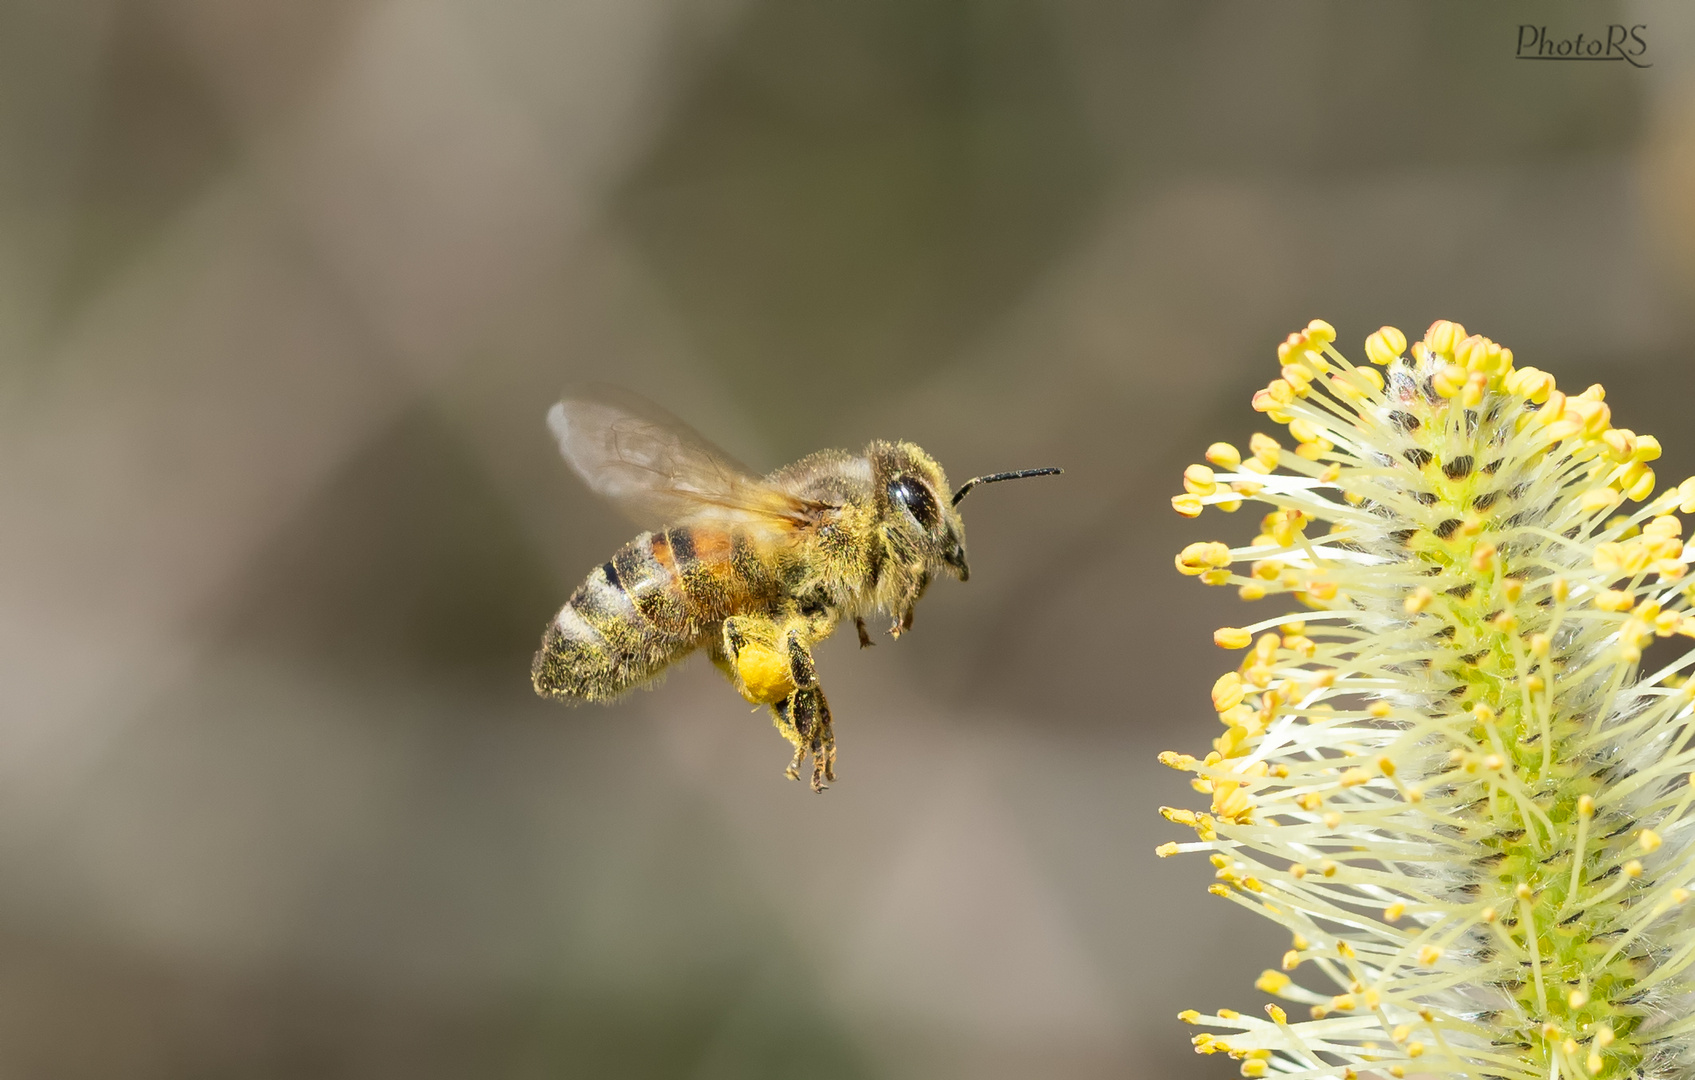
772 696 807 781
779 627 837 792
782 684 834 792
810 686 836 788
855 617 874 648
889 569 931 638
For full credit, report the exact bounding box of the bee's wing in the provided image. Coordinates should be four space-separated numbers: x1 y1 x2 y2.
547 387 822 529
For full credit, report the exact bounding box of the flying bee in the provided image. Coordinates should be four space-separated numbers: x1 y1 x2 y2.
531 388 1060 792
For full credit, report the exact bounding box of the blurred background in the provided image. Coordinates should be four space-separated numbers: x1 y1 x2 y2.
3 1 1695 1076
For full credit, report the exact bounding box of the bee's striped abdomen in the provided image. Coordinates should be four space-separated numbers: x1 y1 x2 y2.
532 526 769 701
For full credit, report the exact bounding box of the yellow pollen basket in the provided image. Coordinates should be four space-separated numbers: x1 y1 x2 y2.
732 641 797 704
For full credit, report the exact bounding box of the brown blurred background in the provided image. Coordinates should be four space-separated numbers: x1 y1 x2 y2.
3 1 1695 1077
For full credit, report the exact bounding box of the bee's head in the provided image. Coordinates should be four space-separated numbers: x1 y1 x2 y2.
869 442 971 581
870 442 1063 585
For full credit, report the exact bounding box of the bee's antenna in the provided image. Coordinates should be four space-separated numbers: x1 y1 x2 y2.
951 467 1063 507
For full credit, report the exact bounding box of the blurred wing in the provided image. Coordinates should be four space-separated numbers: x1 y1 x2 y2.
547 387 822 529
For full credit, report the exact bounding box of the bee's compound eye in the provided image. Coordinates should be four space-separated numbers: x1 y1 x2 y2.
887 476 940 531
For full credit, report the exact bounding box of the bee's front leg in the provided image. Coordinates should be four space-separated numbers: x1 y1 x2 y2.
855 617 874 648
888 569 931 638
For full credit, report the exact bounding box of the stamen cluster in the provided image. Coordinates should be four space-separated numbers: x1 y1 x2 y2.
1161 319 1695 1080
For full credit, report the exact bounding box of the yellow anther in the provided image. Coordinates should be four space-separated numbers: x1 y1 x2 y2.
1319 860 1338 877
1287 417 1324 445
1376 756 1395 776
1596 589 1634 612
1417 945 1443 966
1340 768 1369 788
1178 1009 1201 1024
1266 1004 1287 1024
1597 1027 1615 1048
1172 493 1204 517
1407 1043 1425 1059
1626 860 1643 878
1369 701 1392 718
1249 432 1282 467
1553 577 1570 602
1502 578 1524 603
1212 671 1246 710
1588 1051 1604 1074
1383 902 1405 922
1364 326 1407 365
1627 466 1657 502
1305 319 1336 344
1462 371 1488 408
1207 442 1242 469
1516 882 1534 900
1156 842 1180 857
1481 907 1497 923
1640 828 1663 853
1492 611 1518 631
1331 994 1357 1012
1281 949 1301 970
1256 970 1292 994
1241 1059 1267 1077
1289 863 1307 879
1530 633 1551 656
1432 362 1466 399
1569 988 1589 1009
1582 487 1622 513
1178 541 1232 575
1483 754 1505 771
1578 794 1594 816
1426 320 1465 356
1405 586 1435 614
1184 464 1218 496
1472 543 1497 571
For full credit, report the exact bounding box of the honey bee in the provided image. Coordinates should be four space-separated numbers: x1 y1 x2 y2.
531 388 1060 791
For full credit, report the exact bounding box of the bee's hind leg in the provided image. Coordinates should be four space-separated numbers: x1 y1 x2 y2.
781 684 835 792
782 629 836 792
771 696 808 781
